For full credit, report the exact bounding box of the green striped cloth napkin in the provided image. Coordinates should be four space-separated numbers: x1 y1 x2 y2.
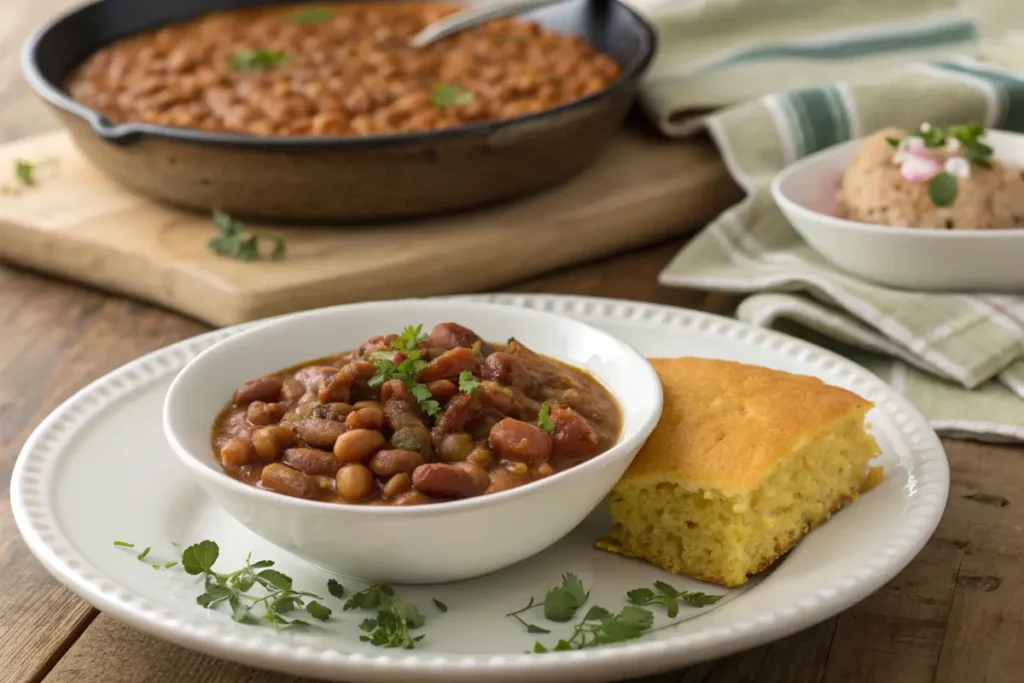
631 0 1024 441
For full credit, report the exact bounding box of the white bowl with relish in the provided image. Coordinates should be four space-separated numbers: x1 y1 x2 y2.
163 299 662 584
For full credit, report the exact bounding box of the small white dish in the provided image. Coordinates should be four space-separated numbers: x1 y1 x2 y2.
162 299 663 584
771 129 1024 292
11 295 948 682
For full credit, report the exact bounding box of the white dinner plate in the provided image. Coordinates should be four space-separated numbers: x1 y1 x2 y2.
10 294 949 682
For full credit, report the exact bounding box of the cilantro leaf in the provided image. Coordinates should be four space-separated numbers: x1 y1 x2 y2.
458 370 480 396
306 600 332 621
432 598 448 613
257 569 294 591
207 209 285 262
395 325 427 352
181 540 219 575
430 83 475 107
327 578 345 599
543 573 586 621
229 49 290 72
537 403 555 434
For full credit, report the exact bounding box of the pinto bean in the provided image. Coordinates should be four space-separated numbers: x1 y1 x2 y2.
488 418 553 464
549 405 599 459
389 424 432 458
232 377 282 406
310 402 353 421
280 378 306 402
368 449 424 477
427 379 458 403
380 378 411 405
336 463 375 502
333 428 386 464
251 425 296 463
346 404 384 430
261 463 319 499
220 437 255 467
293 418 346 450
435 432 474 462
282 447 342 476
427 322 482 350
246 401 285 426
411 463 487 499
416 347 479 383
383 472 412 498
293 366 340 391
481 351 533 390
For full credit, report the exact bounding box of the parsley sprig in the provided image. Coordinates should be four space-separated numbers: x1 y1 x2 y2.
509 574 723 652
458 370 480 396
288 6 336 23
208 209 286 262
229 49 290 72
344 584 427 649
368 324 441 418
430 83 475 107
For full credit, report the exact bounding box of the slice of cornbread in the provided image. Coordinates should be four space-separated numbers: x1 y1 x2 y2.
597 357 882 587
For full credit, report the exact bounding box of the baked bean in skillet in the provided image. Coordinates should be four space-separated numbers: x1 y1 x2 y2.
210 323 622 504
66 3 622 138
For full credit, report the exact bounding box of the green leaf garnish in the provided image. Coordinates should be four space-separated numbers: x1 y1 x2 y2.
537 403 554 434
432 598 448 613
368 326 445 419
626 581 722 617
288 7 336 23
207 209 286 262
13 158 57 187
345 584 428 649
430 83 475 107
229 49 290 72
306 600 332 621
458 370 480 396
113 541 135 548
395 325 427 352
136 546 151 562
928 172 957 207
885 137 901 149
327 578 345 598
181 540 220 575
543 573 587 621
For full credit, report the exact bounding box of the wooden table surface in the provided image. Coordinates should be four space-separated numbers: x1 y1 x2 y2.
2 2 1023 683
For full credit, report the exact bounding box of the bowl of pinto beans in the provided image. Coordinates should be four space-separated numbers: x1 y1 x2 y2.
163 299 663 583
23 0 656 221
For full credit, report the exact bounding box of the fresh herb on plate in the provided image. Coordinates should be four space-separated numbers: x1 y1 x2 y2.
458 370 480 396
229 49 290 72
889 122 993 207
344 583 428 649
327 578 346 598
368 324 442 418
207 209 286 262
509 575 723 652
625 581 722 617
432 598 449 613
430 83 475 107
7 158 59 190
537 403 554 434
288 6 337 23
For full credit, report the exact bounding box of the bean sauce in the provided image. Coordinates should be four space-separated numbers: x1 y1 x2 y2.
66 3 622 138
210 322 622 505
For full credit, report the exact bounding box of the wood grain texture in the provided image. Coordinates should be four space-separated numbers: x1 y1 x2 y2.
0 128 739 327
1 1 1023 682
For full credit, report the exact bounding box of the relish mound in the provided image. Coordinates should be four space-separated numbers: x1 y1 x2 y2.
837 126 1024 229
596 357 882 588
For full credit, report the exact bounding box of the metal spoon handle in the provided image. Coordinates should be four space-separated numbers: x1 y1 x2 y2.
410 0 566 48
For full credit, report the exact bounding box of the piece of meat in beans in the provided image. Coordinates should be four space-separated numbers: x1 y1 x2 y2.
411 462 489 499
282 447 342 476
488 417 552 464
549 405 599 458
416 347 479 383
232 377 282 406
318 361 376 403
481 351 533 390
345 402 384 430
432 393 477 439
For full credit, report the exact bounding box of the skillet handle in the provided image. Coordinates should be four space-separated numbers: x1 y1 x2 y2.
409 0 569 48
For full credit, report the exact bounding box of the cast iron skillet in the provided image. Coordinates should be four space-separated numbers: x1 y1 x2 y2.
22 0 656 222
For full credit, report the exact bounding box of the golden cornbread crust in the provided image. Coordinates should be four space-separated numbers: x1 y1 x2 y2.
597 357 881 588
619 357 874 496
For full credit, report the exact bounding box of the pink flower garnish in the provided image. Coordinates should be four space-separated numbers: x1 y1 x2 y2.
900 155 940 183
944 156 971 178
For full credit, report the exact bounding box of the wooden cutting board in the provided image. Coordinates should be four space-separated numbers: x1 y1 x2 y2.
0 128 738 327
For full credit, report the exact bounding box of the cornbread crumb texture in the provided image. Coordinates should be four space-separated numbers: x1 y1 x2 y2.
837 127 1024 230
599 357 881 587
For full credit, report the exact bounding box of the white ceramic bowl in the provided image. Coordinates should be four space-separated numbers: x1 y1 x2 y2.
771 129 1024 292
163 299 663 584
